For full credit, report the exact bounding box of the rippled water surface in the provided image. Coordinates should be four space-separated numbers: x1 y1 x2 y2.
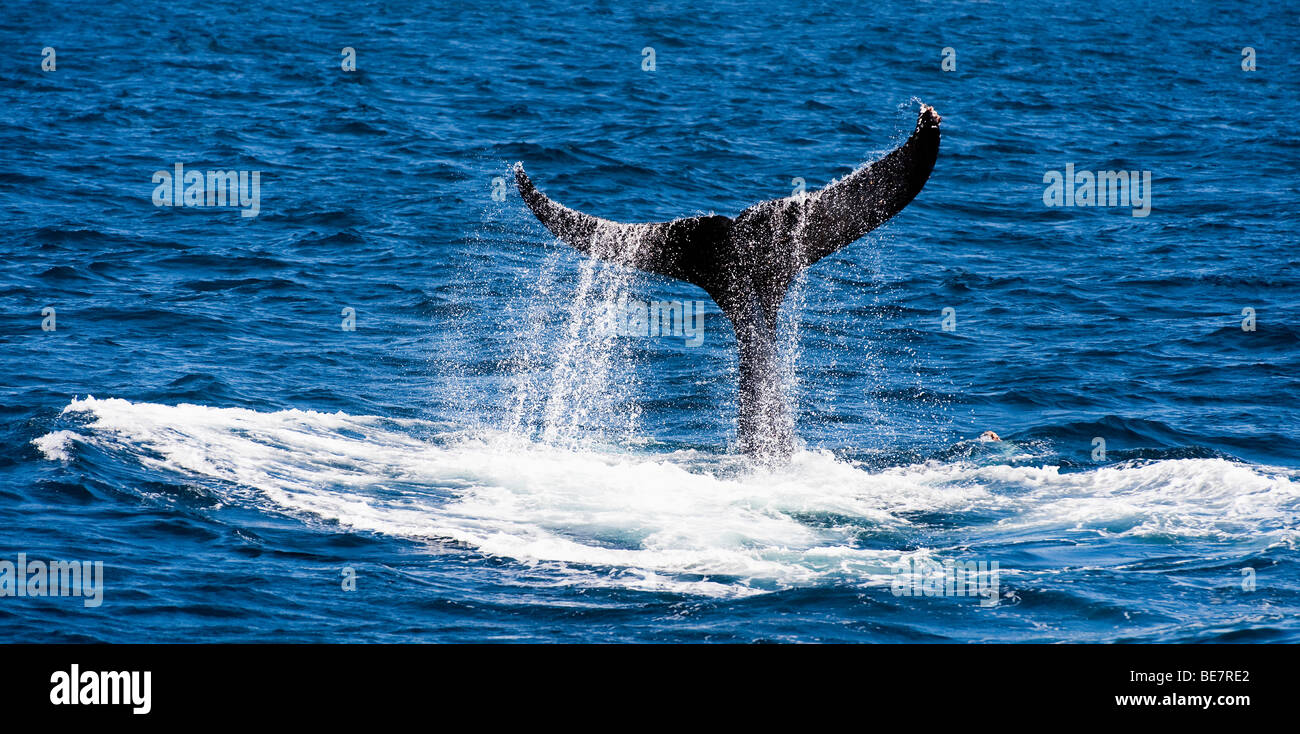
1 0 1297 642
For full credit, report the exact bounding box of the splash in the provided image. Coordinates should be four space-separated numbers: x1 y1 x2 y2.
501 221 647 449
35 398 1300 597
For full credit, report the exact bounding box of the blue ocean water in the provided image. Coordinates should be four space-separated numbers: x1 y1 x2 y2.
1 0 1297 642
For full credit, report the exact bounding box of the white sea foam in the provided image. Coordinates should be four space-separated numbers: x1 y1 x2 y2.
32 429 77 462
34 397 1300 596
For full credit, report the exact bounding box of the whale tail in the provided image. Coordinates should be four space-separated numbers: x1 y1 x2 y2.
515 104 941 459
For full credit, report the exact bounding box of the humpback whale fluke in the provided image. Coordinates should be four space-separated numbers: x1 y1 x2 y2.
515 104 941 460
